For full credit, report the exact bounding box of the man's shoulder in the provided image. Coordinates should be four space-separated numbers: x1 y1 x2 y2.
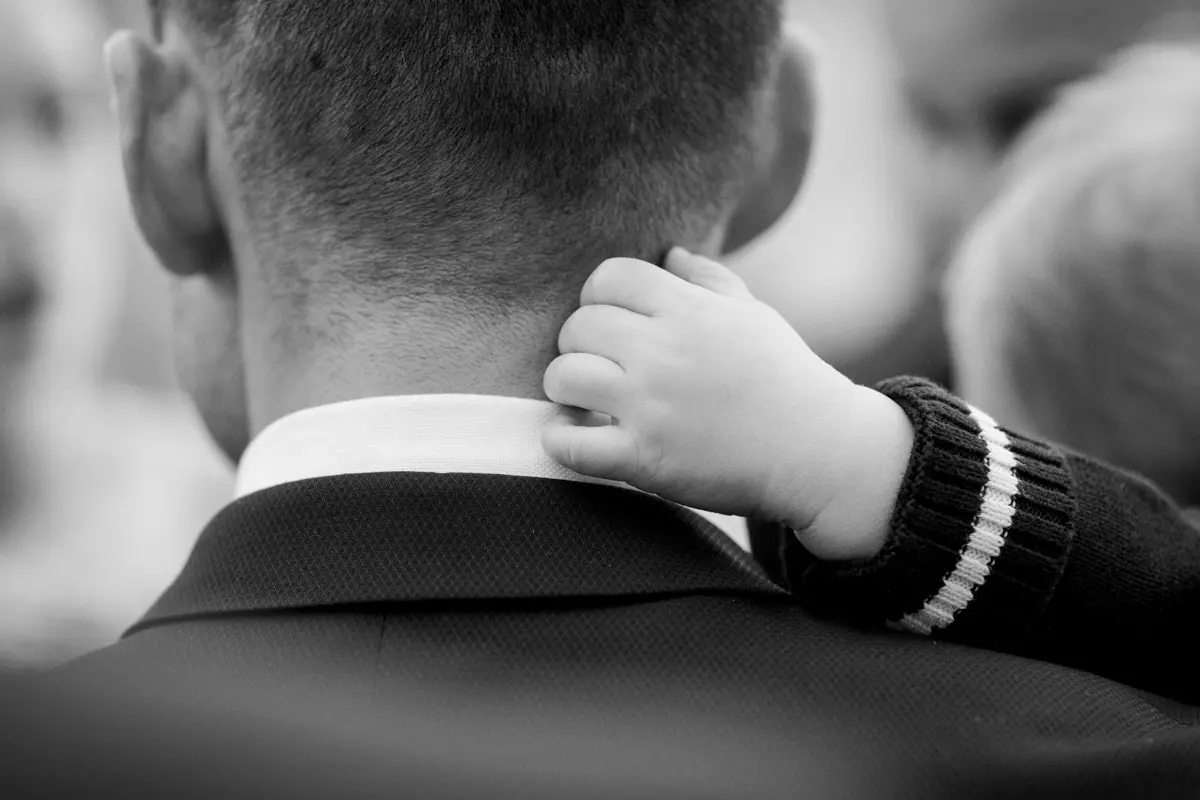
0 647 891 800
43 608 389 699
12 603 1200 798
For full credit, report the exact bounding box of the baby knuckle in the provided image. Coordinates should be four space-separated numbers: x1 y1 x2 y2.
588 258 629 291
633 432 668 485
542 358 571 398
565 436 586 472
557 311 588 350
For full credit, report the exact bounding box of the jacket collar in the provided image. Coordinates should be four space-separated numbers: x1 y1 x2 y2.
235 393 749 548
132 472 783 635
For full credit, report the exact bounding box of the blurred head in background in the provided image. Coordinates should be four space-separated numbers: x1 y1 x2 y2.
0 4 66 417
884 0 1200 279
108 1 812 461
0 0 156 403
759 0 1200 385
0 1 120 515
724 0 1200 385
945 40 1200 505
0 1 238 667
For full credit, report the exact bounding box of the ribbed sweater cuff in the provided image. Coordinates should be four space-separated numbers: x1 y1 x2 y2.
799 378 1077 647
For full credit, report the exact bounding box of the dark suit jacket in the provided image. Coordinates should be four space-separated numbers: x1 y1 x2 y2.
12 473 1200 797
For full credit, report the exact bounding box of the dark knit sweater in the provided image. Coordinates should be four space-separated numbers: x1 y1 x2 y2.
759 377 1200 704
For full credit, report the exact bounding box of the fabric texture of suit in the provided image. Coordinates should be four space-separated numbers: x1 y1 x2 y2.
22 471 1200 797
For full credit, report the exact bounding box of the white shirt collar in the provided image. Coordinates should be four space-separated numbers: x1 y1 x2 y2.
236 395 749 550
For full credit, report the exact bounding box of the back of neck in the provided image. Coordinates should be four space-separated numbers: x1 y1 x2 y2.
244 299 569 434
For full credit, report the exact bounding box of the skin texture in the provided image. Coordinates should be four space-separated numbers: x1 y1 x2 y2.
542 249 913 562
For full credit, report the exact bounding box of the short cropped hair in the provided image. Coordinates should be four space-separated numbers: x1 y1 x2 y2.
150 1 783 294
945 41 1200 504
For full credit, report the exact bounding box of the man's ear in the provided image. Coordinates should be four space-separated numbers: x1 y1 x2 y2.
722 27 817 255
104 30 229 277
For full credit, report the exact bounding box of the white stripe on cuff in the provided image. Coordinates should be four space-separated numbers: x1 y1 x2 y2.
895 406 1019 636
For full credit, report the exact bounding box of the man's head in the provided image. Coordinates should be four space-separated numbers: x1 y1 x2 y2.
108 0 794 460
945 41 1200 505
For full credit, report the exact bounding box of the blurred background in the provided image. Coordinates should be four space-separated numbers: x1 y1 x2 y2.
1 0 233 667
2 0 1197 667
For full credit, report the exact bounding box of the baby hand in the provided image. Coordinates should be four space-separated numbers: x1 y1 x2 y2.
542 248 913 560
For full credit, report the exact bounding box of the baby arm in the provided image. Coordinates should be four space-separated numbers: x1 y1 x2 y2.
543 249 1200 705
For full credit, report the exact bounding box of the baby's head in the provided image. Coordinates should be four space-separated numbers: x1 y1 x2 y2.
945 40 1200 504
